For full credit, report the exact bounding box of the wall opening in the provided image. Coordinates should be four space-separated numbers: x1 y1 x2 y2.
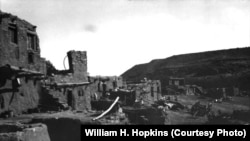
27 33 37 51
0 95 4 109
8 24 18 44
28 52 34 64
151 87 154 97
67 90 75 109
78 89 84 97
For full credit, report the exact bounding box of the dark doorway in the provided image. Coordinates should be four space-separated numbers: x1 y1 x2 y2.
102 83 107 97
67 90 75 110
28 52 34 64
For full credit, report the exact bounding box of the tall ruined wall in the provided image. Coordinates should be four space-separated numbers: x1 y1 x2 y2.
67 51 88 82
88 76 124 99
0 11 46 115
0 12 46 74
44 50 91 111
53 51 88 83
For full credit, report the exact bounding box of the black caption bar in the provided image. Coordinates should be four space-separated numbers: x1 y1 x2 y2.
81 125 250 140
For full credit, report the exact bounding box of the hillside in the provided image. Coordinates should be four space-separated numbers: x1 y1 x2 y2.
122 47 250 90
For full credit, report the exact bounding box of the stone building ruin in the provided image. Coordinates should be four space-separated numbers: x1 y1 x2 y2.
0 11 46 115
0 11 165 128
42 51 91 112
0 11 92 115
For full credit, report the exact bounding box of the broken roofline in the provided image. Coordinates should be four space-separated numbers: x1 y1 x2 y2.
50 82 90 88
5 64 44 76
126 80 160 85
0 11 37 30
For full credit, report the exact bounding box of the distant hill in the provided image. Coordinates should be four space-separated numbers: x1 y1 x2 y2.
121 47 250 90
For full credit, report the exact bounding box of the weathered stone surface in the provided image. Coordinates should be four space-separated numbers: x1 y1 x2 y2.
0 11 46 74
126 80 162 106
68 51 88 82
0 123 50 141
0 78 42 115
43 50 91 112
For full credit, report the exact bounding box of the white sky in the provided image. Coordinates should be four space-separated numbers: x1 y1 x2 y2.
1 0 250 76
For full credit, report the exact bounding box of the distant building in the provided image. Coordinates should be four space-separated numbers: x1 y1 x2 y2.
126 79 162 106
165 77 185 95
88 76 123 99
168 77 185 86
43 51 91 111
185 85 203 95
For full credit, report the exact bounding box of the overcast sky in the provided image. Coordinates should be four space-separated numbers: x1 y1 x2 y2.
1 0 250 76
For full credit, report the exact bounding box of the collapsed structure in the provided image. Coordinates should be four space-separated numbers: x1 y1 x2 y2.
0 11 95 115
41 51 91 112
126 79 161 106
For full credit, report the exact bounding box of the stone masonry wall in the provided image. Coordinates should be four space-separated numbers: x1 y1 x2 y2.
45 50 91 111
45 85 91 111
127 80 162 106
0 12 46 74
67 51 88 82
0 75 43 115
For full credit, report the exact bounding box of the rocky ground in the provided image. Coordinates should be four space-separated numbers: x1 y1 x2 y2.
163 95 250 124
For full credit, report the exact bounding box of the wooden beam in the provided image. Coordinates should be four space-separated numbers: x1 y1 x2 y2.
93 97 120 121
54 82 90 87
8 65 44 75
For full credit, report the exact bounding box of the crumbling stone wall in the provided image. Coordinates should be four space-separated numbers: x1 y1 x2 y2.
67 51 88 82
127 80 162 106
74 86 91 111
0 123 50 141
44 85 91 111
88 77 102 100
88 76 124 98
43 50 91 111
0 11 46 74
0 78 42 115
52 51 88 83
150 80 161 101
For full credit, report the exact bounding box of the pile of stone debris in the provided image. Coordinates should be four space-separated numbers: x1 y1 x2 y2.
190 101 212 117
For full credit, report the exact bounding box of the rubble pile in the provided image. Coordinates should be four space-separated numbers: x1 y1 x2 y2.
123 106 166 124
190 101 212 117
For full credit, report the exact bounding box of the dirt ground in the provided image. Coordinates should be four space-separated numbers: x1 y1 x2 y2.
0 95 249 125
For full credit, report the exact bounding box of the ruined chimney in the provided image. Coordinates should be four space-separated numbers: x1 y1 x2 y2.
67 51 88 82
